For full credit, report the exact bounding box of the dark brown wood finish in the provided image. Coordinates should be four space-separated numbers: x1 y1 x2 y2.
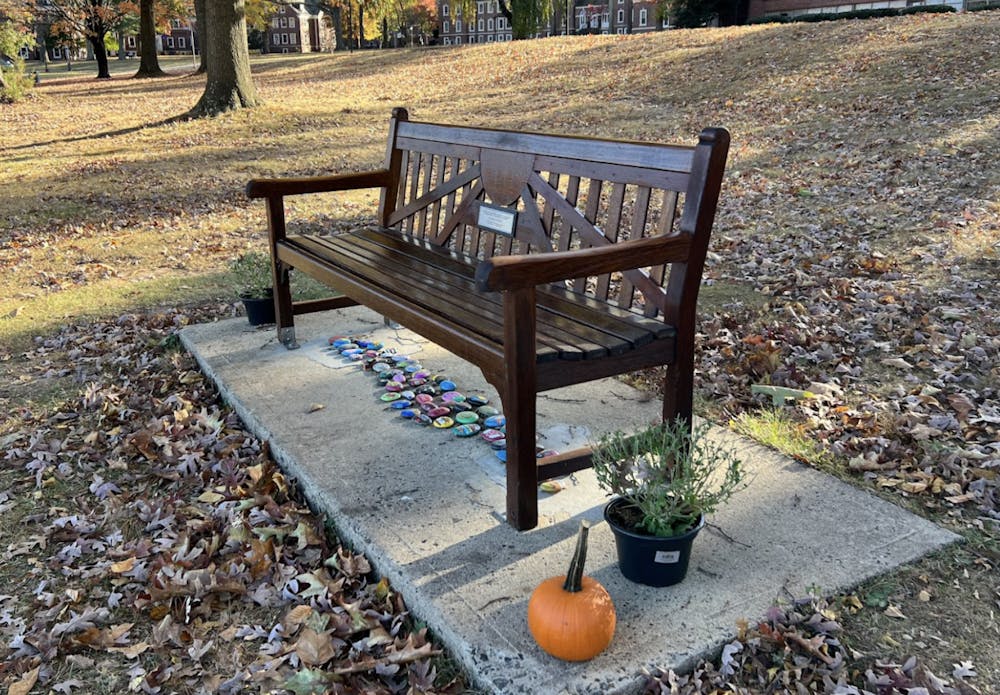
246 108 730 531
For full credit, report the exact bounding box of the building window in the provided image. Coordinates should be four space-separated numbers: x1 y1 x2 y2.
456 36 461 43
487 17 494 29
281 32 289 44
478 18 484 30
639 8 647 24
52 46 62 58
456 19 462 30
477 1 484 12
166 36 174 48
444 37 451 44
443 20 449 31
273 33 280 44
177 36 186 48
279 16 288 27
126 36 136 48
506 33 511 39
171 18 182 28
578 10 586 27
290 32 296 44
442 3 449 14
602 11 609 25
617 8 624 21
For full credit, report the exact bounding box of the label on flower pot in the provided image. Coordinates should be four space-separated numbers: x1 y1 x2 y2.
654 550 681 564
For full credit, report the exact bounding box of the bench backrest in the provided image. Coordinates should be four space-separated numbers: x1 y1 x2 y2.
378 108 729 321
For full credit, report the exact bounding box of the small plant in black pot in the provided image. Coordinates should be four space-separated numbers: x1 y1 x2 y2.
230 251 275 326
593 419 746 587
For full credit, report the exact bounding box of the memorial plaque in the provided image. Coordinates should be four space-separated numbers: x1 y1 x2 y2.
476 202 518 237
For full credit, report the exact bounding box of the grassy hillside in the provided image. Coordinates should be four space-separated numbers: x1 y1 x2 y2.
2 11 999 692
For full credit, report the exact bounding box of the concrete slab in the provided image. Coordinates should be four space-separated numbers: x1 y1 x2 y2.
181 308 959 695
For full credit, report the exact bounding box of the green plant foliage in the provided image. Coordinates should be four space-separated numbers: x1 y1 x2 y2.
229 251 273 298
592 419 746 537
0 21 35 103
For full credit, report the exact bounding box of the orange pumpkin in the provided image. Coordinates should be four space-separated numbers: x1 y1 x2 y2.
527 520 616 661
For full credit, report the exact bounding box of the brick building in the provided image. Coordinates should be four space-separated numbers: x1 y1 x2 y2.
437 0 666 45
264 2 335 53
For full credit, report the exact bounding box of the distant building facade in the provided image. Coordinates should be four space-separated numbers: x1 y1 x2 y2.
747 0 964 20
436 0 666 45
264 2 335 53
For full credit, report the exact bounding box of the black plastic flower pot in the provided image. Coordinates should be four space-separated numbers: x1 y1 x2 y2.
604 497 705 587
241 290 275 326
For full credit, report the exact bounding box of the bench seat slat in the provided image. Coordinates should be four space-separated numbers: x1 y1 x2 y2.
347 232 650 358
297 235 601 360
348 228 671 351
287 230 671 362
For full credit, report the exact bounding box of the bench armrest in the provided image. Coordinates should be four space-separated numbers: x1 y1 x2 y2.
474 234 692 292
246 169 392 199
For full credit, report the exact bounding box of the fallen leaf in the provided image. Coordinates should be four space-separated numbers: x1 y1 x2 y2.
8 666 40 695
306 403 326 413
883 605 907 619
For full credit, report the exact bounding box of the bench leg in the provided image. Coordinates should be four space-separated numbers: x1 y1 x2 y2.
662 353 693 432
502 289 538 531
273 262 298 350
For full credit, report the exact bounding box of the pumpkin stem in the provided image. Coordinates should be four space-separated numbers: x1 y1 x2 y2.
563 520 590 593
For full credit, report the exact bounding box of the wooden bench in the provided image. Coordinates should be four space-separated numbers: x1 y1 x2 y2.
246 108 730 531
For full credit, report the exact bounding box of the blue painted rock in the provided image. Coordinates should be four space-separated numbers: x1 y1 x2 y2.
495 450 507 463
454 424 482 437
414 413 432 426
483 415 506 429
390 400 413 409
372 362 391 374
399 408 418 419
438 379 457 391
466 395 489 407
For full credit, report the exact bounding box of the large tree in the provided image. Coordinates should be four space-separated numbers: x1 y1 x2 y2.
45 0 130 78
189 0 258 116
454 0 548 39
134 0 166 76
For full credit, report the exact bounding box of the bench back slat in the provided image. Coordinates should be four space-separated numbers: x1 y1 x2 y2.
380 108 729 320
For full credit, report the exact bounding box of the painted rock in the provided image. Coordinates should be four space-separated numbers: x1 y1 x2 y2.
536 449 559 459
449 402 472 413
390 400 413 409
438 380 457 391
399 408 418 419
495 450 507 463
391 354 410 363
330 337 350 347
372 362 391 373
416 385 440 396
380 392 401 402
404 363 423 373
481 429 505 443
454 424 482 437
441 391 465 403
408 378 427 387
341 348 363 356
455 411 479 425
427 406 450 418
414 393 434 405
384 382 403 393
391 373 406 383
400 390 416 400
432 416 454 429
413 413 432 426
483 415 506 429
467 394 489 407
490 439 507 450
413 370 431 380
476 406 500 418
338 343 359 352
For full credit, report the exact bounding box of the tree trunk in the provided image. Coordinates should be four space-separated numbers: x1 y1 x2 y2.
194 0 208 73
190 0 259 116
332 6 345 50
117 30 126 59
90 34 111 78
135 0 167 77
357 2 364 49
36 25 51 72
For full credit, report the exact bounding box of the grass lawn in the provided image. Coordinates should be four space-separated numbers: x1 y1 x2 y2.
2 12 999 693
